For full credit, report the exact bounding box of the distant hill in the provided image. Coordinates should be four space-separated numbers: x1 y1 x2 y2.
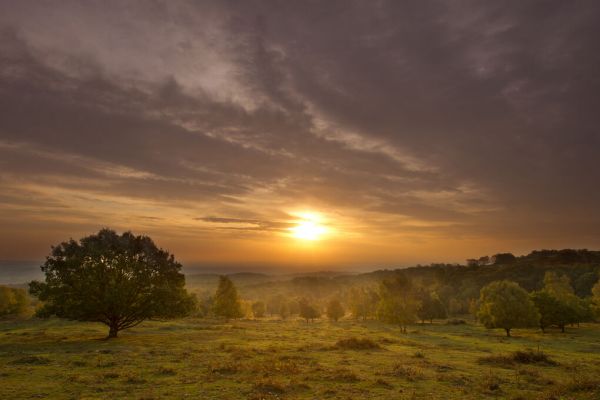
3 249 599 300
184 249 600 301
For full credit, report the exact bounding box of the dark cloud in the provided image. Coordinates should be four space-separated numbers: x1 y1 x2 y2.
1 1 599 264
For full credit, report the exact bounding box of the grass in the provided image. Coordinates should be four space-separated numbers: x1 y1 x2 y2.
1 318 599 399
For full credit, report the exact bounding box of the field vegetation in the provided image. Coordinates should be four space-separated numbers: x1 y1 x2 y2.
1 317 600 399
2 231 600 398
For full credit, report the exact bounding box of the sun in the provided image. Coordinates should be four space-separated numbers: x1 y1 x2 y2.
290 212 327 241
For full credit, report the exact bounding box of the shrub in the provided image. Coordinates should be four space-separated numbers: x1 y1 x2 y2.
334 337 380 350
478 349 557 367
446 319 467 325
388 363 423 380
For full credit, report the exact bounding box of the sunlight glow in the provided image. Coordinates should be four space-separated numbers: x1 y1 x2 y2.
290 212 327 241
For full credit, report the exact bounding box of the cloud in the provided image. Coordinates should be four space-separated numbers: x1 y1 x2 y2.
196 216 294 232
1 1 600 264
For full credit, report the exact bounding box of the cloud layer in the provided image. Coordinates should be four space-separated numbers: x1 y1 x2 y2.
1 1 599 267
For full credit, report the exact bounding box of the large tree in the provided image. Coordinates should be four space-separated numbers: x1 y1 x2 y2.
213 276 243 320
477 280 539 337
29 229 195 338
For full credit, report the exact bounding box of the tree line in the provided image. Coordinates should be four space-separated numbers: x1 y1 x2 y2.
9 229 600 338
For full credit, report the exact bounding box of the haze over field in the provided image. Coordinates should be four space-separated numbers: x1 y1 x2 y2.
1 1 600 270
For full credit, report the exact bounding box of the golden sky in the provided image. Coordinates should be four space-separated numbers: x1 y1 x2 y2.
1 2 600 270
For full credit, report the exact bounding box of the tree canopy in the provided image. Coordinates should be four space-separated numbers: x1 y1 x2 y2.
477 280 540 337
376 274 418 333
416 290 447 323
530 290 575 332
251 301 266 318
299 298 320 322
213 276 243 320
326 298 344 321
29 229 195 338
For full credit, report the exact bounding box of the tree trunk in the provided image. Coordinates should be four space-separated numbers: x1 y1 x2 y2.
505 328 511 337
108 324 119 339
560 325 565 333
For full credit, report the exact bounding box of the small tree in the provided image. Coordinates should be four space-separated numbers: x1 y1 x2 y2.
376 274 418 333
213 276 243 321
278 302 289 320
299 298 320 322
477 280 539 337
348 287 379 320
29 229 195 338
416 290 446 323
251 301 266 318
266 294 284 316
537 271 588 330
326 298 344 321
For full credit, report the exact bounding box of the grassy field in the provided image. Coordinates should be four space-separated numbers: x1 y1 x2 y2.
1 318 599 399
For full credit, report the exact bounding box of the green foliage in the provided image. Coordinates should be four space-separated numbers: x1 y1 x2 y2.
251 301 266 318
348 287 378 320
416 290 446 323
298 298 320 322
0 285 29 317
573 271 598 297
543 271 575 300
593 280 600 319
477 280 540 337
491 253 517 265
530 290 574 332
376 274 418 332
326 298 344 321
213 276 243 320
531 272 592 331
28 229 195 337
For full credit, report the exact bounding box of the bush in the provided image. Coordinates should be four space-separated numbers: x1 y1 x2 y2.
446 319 467 325
0 286 30 317
334 337 380 350
388 363 423 380
478 348 557 367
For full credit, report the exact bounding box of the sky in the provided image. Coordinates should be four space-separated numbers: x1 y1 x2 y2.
1 1 599 271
